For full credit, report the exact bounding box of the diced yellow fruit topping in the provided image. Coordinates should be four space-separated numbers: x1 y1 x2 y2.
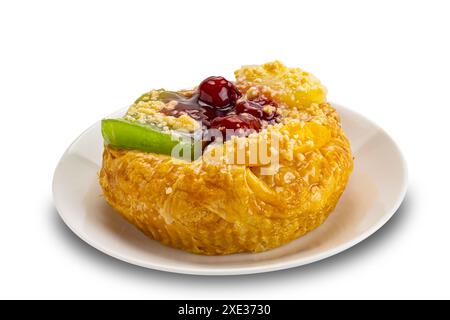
235 61 327 108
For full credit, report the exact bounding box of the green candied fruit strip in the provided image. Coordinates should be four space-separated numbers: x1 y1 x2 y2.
101 118 199 160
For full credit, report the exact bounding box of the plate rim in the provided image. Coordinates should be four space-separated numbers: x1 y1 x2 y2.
52 103 408 276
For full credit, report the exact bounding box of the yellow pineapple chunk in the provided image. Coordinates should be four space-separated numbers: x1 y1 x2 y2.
235 60 327 108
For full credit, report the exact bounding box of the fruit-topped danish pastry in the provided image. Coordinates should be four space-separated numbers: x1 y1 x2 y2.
99 61 353 255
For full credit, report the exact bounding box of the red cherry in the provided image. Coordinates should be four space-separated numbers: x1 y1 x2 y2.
211 113 261 134
238 113 262 130
249 96 276 107
198 76 242 109
211 115 244 130
235 100 264 118
249 97 279 122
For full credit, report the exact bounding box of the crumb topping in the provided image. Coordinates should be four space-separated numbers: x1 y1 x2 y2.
124 100 200 133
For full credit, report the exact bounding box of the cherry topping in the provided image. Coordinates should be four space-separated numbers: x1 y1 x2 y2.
249 96 279 122
158 78 280 144
236 98 279 122
211 113 261 136
238 113 262 131
249 96 277 107
235 100 264 118
198 76 241 109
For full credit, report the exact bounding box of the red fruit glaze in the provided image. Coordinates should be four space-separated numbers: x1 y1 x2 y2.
211 113 261 132
249 96 279 122
235 100 264 118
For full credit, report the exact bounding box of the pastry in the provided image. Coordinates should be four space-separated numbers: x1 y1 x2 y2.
99 61 353 255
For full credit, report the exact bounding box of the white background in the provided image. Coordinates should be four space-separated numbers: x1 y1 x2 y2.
1 0 449 299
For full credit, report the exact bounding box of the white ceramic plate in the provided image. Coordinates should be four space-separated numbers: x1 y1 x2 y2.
53 104 407 275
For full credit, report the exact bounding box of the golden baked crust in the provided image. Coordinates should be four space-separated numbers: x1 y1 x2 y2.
99 61 353 255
